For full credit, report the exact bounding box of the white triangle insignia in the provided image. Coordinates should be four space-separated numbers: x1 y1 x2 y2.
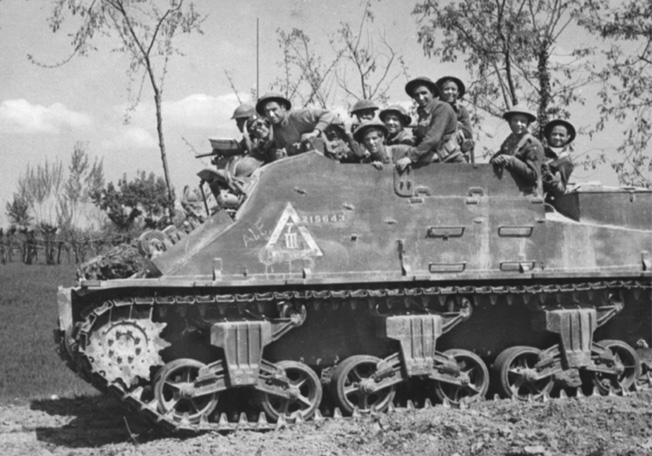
258 203 322 266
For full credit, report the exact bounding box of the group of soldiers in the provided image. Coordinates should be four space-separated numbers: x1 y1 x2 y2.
215 75 575 201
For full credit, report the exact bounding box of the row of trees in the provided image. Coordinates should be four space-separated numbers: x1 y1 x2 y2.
23 0 652 233
5 143 174 264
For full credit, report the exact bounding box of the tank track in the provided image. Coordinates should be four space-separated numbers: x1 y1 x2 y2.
57 279 652 434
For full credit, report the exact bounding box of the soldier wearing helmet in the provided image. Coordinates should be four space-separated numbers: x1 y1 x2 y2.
350 99 379 129
541 119 576 199
395 76 463 172
436 76 475 160
379 105 414 146
352 120 411 170
256 92 338 159
231 104 256 134
490 105 544 196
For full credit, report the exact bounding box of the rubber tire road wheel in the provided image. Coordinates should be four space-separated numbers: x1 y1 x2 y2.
591 339 641 395
260 360 322 422
154 358 218 424
432 349 489 405
330 355 396 415
492 345 554 400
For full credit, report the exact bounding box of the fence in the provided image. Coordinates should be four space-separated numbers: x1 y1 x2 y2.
0 230 133 265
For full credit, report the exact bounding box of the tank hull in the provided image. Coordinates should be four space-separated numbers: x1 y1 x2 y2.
56 152 652 432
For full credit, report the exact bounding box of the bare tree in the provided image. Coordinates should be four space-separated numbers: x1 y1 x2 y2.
35 0 205 217
271 1 407 109
413 0 593 134
271 28 342 108
333 0 407 105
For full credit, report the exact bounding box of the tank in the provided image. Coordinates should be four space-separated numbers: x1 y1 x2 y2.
55 151 652 432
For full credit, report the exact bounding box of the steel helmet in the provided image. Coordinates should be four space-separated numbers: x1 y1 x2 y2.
350 99 379 115
231 104 256 120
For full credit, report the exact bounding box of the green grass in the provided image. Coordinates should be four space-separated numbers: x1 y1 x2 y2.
0 263 97 404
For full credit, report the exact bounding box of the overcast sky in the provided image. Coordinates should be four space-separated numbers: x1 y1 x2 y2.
0 0 626 228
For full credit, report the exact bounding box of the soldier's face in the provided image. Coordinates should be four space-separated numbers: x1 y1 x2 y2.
363 130 385 154
441 81 459 103
250 120 270 139
508 114 530 135
355 109 376 122
264 102 287 125
549 125 570 147
412 85 434 107
383 113 402 134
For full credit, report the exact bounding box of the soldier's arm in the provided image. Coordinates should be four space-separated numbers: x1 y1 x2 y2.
505 141 543 183
407 103 456 163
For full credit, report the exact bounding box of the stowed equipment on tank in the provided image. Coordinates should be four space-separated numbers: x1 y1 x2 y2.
492 290 641 400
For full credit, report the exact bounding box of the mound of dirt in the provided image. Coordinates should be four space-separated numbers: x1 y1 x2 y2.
2 391 652 456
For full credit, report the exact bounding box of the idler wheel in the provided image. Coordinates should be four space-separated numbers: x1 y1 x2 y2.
154 358 219 424
591 339 641 395
431 349 489 405
493 346 554 400
330 355 396 415
260 360 322 422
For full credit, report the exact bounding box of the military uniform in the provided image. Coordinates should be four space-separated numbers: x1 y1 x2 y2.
272 109 337 155
361 144 411 165
492 133 544 196
542 146 574 197
386 129 415 146
409 98 463 164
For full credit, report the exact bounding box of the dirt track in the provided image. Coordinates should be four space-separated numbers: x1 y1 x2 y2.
2 390 652 456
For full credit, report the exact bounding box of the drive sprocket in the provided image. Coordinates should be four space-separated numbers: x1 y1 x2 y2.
84 318 169 387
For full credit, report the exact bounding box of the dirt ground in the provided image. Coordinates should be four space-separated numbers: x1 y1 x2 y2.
2 390 652 456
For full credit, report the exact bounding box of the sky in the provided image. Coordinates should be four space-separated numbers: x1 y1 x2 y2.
0 0 631 228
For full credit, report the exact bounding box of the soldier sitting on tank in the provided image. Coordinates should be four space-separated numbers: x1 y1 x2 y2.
541 119 575 201
379 105 414 146
255 92 338 160
436 76 475 161
490 106 544 196
396 77 464 172
230 103 256 153
350 99 379 129
353 120 411 170
337 100 382 163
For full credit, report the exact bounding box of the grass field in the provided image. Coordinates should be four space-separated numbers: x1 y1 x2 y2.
0 263 97 404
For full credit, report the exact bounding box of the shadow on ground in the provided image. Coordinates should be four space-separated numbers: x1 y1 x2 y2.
31 395 168 448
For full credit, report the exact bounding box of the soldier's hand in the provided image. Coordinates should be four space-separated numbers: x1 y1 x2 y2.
372 161 384 170
395 156 412 172
500 155 516 168
490 155 506 166
274 148 287 160
301 129 321 141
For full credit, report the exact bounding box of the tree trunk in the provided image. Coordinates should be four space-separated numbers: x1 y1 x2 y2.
537 42 552 138
153 89 175 221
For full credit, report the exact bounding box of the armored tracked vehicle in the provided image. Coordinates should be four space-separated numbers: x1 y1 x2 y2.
56 151 652 432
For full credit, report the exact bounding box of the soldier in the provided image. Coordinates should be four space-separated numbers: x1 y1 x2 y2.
436 76 474 161
379 105 414 146
350 99 379 128
396 77 463 172
541 119 576 199
231 103 256 133
256 92 337 158
490 106 544 196
352 120 411 169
